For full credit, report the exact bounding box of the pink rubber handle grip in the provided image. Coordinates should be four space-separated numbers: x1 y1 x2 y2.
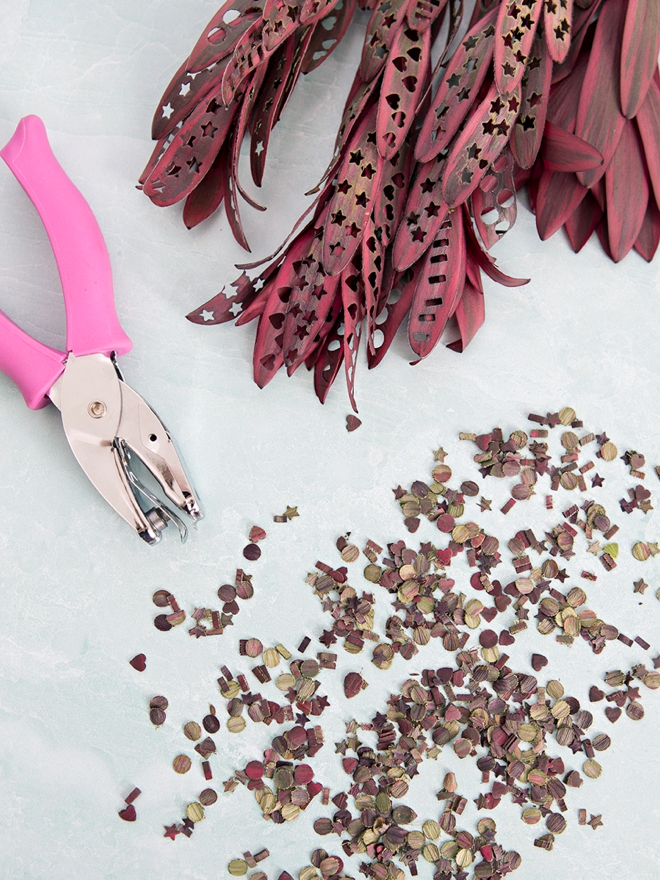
0 116 132 359
0 312 65 409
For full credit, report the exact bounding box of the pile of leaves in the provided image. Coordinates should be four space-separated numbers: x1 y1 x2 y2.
140 0 660 405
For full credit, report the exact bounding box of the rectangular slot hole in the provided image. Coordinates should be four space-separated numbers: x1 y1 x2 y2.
429 274 446 284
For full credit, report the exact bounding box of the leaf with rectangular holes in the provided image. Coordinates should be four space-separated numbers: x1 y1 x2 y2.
442 81 522 207
510 31 551 169
493 0 544 96
322 105 382 275
415 7 498 163
408 207 466 358
377 26 431 159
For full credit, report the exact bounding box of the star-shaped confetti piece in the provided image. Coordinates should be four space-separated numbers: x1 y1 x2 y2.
639 499 653 514
596 432 609 445
591 473 605 487
164 824 180 840
433 446 448 462
634 578 648 594
587 541 602 555
478 497 492 512
649 542 659 556
588 814 603 829
223 777 238 793
284 506 299 520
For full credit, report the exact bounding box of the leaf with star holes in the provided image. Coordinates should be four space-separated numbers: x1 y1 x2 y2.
543 0 573 64
252 226 317 387
322 104 382 275
367 265 419 368
493 0 544 96
471 149 517 249
141 83 239 208
573 0 626 189
187 258 279 326
407 205 466 358
340 265 366 412
187 0 265 73
415 7 498 163
510 31 551 169
150 57 230 141
407 0 448 34
182 141 228 229
249 40 297 186
301 0 358 73
620 0 660 118
392 153 449 271
377 25 431 159
358 0 411 84
262 0 304 54
445 277 485 352
442 81 522 208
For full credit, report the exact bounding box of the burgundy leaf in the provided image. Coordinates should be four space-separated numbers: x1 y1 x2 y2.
341 266 365 412
141 87 238 208
445 280 485 352
464 210 529 286
510 32 551 170
250 40 298 186
442 82 522 208
546 51 589 131
574 0 627 188
230 67 269 211
323 105 382 275
262 0 303 55
620 0 660 118
605 120 649 262
392 154 449 270
372 138 414 248
301 0 358 73
635 79 660 210
407 0 449 34
367 266 420 368
408 207 466 358
300 0 344 26
221 18 269 106
634 194 660 261
543 0 573 63
182 142 228 228
415 8 498 163
534 169 587 239
494 0 544 96
223 131 252 250
314 296 346 402
359 0 410 83
595 216 614 260
563 189 602 251
471 149 517 249
362 215 386 353
540 120 603 172
187 0 265 73
377 25 431 159
151 58 229 141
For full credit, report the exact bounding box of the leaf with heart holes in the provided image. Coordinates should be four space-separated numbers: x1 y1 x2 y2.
377 25 430 160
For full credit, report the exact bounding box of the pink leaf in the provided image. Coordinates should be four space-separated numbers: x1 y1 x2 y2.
359 0 411 83
543 0 573 63
620 0 660 118
634 195 660 261
510 32 552 170
446 281 485 352
534 169 587 239
392 154 449 271
540 120 604 172
563 190 602 251
635 78 660 210
574 0 627 188
604 120 649 261
301 0 358 73
494 0 544 96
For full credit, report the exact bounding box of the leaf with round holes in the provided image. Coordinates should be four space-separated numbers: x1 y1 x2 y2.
471 149 517 249
415 7 498 163
187 0 266 73
313 294 346 402
510 31 552 170
367 265 420 369
442 81 522 208
377 25 431 159
493 0 544 96
408 206 466 358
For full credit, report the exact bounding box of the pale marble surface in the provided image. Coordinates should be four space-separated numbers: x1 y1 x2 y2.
0 3 659 879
